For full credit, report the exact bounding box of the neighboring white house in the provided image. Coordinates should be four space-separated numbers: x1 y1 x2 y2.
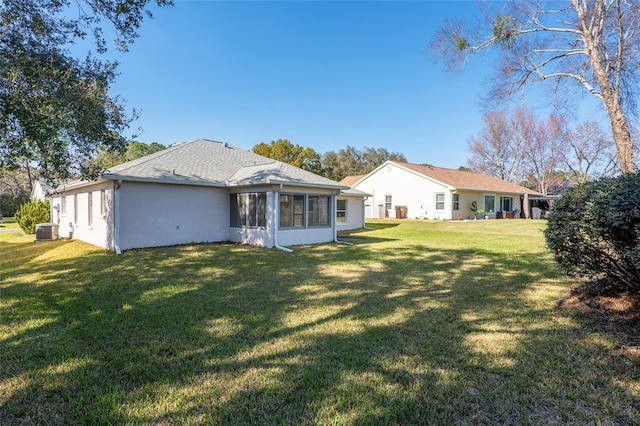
30 180 52 202
49 139 366 252
343 161 543 220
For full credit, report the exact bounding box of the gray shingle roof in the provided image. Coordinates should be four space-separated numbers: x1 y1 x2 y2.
103 139 345 189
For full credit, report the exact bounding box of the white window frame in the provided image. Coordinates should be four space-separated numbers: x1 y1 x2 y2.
452 193 460 211
336 199 347 223
435 193 445 211
385 195 392 211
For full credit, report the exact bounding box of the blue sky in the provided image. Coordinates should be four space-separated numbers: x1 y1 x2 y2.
99 1 563 169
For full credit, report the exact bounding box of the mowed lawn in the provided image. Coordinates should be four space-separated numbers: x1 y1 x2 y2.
1 220 638 425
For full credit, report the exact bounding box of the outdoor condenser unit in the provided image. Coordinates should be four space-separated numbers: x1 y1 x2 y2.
35 223 59 241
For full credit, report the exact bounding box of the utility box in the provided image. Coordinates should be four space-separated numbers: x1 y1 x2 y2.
35 223 59 241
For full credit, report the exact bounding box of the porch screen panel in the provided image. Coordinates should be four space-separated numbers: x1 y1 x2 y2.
308 195 330 227
280 194 292 228
293 195 305 227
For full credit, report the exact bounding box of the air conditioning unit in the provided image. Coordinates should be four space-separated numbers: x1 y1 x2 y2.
35 223 59 241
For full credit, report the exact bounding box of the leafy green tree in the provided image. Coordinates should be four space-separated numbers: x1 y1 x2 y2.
0 0 172 186
90 141 166 169
252 139 323 175
431 0 639 173
322 146 407 182
14 200 50 234
545 173 640 295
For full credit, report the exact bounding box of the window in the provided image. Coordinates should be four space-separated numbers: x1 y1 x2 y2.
279 194 305 228
308 195 330 227
100 189 106 216
452 193 460 211
435 193 445 210
500 197 513 212
61 196 67 215
230 193 266 228
279 193 331 229
336 199 347 223
385 195 392 210
88 192 93 227
484 195 495 213
73 194 78 225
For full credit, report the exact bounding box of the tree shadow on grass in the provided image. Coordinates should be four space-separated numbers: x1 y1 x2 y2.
1 236 639 424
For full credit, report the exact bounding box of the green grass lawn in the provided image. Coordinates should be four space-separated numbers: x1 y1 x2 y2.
0 217 24 240
1 220 638 425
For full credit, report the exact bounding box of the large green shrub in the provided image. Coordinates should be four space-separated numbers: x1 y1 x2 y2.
14 200 50 235
545 173 640 295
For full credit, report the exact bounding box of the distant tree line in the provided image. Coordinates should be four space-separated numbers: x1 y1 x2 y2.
252 139 407 182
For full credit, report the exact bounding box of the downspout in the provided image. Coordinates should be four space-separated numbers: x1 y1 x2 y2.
273 184 293 253
114 180 122 255
334 190 352 245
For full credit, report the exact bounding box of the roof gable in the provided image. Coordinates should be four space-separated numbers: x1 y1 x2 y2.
103 139 344 189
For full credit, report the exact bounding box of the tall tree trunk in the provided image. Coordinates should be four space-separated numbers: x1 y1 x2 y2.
576 0 637 174
602 98 637 174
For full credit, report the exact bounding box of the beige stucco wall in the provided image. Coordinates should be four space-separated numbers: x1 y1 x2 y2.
118 181 229 251
453 191 526 220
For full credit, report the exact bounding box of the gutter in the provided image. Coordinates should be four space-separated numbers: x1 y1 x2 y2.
273 184 293 253
114 180 122 255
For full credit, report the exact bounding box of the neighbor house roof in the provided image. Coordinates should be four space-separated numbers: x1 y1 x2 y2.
102 139 346 189
393 162 541 194
344 161 542 195
339 175 366 187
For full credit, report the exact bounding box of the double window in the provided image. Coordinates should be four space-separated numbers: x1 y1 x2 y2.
280 193 330 229
500 197 513 212
230 193 267 228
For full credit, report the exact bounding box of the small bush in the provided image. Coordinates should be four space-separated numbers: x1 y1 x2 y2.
14 200 50 235
545 173 640 295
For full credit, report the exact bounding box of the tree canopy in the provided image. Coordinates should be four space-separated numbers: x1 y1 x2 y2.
322 146 407 182
431 0 639 173
252 140 407 182
0 0 172 186
90 141 166 169
252 139 323 175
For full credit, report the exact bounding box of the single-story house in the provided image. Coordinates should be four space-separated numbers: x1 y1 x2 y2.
49 139 366 253
30 180 52 202
343 161 543 220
